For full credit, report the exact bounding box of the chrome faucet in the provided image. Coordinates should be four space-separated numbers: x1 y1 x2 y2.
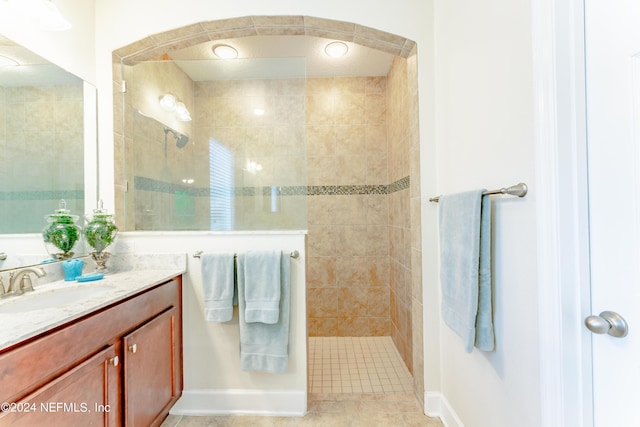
6 267 46 297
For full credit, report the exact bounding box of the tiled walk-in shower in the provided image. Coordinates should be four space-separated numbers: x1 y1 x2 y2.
308 336 413 394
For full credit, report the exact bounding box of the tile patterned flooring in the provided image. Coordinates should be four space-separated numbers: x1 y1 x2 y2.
308 337 414 394
162 337 443 427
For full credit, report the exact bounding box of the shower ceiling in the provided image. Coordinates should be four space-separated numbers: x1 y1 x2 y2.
166 35 396 80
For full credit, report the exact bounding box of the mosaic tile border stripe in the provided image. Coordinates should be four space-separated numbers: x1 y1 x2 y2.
0 190 84 201
134 175 410 197
388 176 410 194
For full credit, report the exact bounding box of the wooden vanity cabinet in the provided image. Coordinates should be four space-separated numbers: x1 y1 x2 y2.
0 276 183 427
124 307 180 426
2 345 120 427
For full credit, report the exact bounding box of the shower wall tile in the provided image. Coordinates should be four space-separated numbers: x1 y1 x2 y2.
338 287 368 316
306 125 336 156
337 155 367 184
336 196 368 225
309 318 338 336
387 54 421 376
365 94 387 124
274 126 305 154
366 225 389 256
335 225 367 255
366 195 388 225
306 256 337 288
407 51 423 388
307 156 338 186
334 93 365 124
308 288 339 318
366 153 388 186
368 287 390 317
336 256 369 287
336 124 366 155
338 316 369 336
368 258 390 287
369 317 391 336
307 225 336 257
307 195 337 224
306 92 334 125
307 76 391 339
335 77 366 94
411 197 422 250
366 76 387 94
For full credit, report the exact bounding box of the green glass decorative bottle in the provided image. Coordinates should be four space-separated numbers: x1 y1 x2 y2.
42 199 82 261
84 201 118 272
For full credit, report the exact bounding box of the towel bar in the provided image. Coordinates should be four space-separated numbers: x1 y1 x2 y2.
193 250 299 259
429 182 528 203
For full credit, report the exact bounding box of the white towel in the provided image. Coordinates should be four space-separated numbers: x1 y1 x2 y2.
439 190 495 352
237 252 291 374
243 250 282 324
200 253 235 323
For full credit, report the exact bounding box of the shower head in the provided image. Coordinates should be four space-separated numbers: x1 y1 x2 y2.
164 127 189 148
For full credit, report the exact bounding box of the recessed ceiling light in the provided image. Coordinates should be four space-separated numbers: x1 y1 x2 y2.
325 41 349 58
212 44 238 59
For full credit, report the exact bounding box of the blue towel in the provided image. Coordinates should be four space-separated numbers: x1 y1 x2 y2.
439 190 495 352
200 253 236 323
237 251 290 374
243 250 282 324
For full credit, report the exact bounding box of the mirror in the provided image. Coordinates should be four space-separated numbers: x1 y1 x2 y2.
122 55 309 232
0 34 96 270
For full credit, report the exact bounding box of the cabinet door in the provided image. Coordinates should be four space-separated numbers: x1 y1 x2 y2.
123 307 179 427
0 345 120 427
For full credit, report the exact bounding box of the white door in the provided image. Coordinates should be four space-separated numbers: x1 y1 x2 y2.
585 1 640 425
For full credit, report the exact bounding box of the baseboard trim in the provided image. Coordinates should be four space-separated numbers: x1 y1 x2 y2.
169 389 307 417
425 391 465 427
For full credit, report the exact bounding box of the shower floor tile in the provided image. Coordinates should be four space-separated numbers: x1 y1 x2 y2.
308 336 413 394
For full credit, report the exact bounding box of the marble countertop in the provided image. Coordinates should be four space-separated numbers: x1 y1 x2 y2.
0 268 184 352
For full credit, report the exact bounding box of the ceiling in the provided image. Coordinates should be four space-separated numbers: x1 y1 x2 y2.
166 35 396 81
1 34 397 85
0 35 81 86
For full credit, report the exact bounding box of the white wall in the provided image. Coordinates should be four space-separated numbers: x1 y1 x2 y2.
432 0 540 426
0 0 96 83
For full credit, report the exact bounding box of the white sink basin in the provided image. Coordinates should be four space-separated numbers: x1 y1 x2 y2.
0 285 114 313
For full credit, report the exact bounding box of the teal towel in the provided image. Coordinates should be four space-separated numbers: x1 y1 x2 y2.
200 253 236 323
243 250 282 324
237 251 290 374
439 190 495 352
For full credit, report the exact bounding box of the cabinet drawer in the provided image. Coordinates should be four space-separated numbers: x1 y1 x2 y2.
0 278 180 404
